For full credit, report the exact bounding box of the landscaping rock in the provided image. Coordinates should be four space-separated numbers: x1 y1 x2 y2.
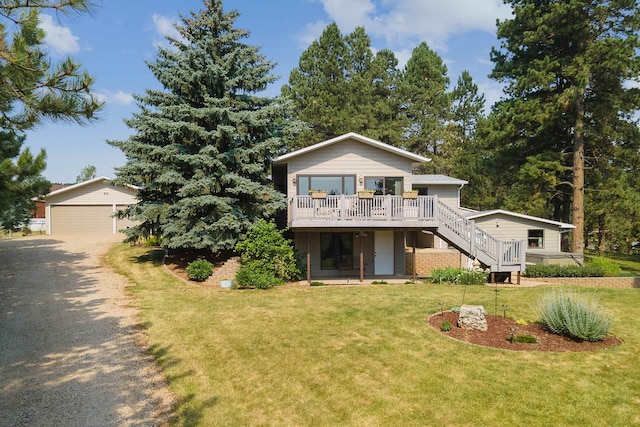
457 305 488 331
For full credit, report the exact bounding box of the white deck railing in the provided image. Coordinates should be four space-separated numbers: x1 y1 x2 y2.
289 194 526 271
291 194 436 221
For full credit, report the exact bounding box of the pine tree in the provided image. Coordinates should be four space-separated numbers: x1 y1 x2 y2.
400 42 452 174
283 23 404 147
109 0 295 252
490 0 640 253
0 1 101 228
449 71 490 209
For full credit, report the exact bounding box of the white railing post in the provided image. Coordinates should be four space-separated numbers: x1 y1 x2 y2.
470 221 476 258
498 240 504 271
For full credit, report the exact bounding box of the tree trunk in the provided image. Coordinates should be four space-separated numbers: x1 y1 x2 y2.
571 98 585 254
597 213 606 252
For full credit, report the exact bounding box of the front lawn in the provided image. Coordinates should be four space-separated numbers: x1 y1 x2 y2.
107 244 640 426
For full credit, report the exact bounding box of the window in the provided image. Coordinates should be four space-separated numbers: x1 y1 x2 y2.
320 233 354 270
528 229 544 248
364 177 403 195
297 175 355 195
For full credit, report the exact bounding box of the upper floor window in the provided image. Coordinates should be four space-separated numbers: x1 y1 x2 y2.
528 229 544 248
297 175 355 195
364 177 403 195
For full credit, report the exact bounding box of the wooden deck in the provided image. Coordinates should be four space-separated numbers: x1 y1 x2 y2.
289 195 526 273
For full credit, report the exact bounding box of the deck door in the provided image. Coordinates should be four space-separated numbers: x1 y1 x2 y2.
374 231 394 275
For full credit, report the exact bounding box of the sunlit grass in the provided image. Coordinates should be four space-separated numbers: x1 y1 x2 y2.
107 243 640 427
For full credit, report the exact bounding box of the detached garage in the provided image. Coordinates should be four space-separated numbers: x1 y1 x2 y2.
44 177 139 235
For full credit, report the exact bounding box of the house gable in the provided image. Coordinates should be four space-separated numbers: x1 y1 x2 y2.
45 177 138 205
274 133 430 197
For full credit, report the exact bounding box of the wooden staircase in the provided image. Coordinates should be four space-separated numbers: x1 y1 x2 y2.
430 200 526 274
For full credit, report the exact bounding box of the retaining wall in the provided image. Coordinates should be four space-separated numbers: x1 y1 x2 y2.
529 276 639 288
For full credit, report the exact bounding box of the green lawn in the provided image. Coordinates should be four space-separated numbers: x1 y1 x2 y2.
585 250 640 276
107 244 640 427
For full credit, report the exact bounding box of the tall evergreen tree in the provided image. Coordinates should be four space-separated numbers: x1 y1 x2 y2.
282 23 404 147
400 42 452 174
109 0 294 252
0 0 102 228
490 0 640 253
448 71 491 208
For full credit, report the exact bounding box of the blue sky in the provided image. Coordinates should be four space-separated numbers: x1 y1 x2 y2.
26 0 512 183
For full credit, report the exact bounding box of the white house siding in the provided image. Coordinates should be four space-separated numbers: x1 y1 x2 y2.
427 184 461 208
285 139 415 197
45 180 138 235
472 213 562 252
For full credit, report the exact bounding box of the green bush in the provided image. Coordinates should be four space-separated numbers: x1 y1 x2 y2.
510 334 537 344
456 269 488 285
144 235 163 247
310 281 325 287
587 257 621 277
536 289 613 342
235 219 303 282
185 259 213 282
235 260 283 289
430 267 461 284
440 320 452 332
430 267 487 285
525 264 605 278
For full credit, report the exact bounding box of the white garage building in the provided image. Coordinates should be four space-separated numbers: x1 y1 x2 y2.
44 177 139 235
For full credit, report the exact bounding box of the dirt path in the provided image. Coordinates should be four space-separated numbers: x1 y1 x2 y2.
0 236 175 427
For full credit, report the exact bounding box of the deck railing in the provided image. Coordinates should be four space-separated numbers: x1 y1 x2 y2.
291 194 436 221
289 194 526 271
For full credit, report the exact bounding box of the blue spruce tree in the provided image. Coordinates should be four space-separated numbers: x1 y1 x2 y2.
109 0 296 252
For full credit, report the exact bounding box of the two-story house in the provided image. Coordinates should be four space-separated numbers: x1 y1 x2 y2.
272 132 576 284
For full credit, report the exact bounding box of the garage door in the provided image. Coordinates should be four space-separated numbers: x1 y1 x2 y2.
50 205 114 235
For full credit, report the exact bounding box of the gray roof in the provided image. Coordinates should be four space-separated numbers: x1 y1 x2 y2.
273 132 431 164
465 209 575 229
411 174 468 185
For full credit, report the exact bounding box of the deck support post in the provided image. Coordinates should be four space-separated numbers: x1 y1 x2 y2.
517 271 521 285
306 233 311 284
412 232 417 283
359 231 364 282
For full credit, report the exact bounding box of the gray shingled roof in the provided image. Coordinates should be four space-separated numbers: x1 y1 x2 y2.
411 174 468 185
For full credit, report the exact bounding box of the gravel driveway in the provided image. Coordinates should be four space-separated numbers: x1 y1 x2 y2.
0 236 175 427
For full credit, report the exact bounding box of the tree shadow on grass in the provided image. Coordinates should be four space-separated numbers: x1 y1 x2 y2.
130 248 166 265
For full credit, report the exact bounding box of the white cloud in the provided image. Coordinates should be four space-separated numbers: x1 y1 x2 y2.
95 90 134 106
38 14 80 55
477 80 505 110
313 0 512 51
151 13 189 49
296 20 331 48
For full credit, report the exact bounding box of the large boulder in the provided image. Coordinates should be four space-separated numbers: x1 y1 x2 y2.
457 305 488 331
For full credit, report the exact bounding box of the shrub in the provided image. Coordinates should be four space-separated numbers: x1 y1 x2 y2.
235 219 303 282
185 259 213 282
587 257 621 277
511 334 537 344
310 281 325 287
144 235 163 247
430 267 461 284
536 289 613 342
525 264 605 278
430 267 487 285
440 320 452 332
235 260 283 289
456 269 488 285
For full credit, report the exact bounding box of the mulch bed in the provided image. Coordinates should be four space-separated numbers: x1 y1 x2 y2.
427 311 623 352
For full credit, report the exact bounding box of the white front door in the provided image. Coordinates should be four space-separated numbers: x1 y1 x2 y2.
374 231 394 275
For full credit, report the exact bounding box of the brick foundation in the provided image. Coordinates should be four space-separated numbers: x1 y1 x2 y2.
405 249 462 277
